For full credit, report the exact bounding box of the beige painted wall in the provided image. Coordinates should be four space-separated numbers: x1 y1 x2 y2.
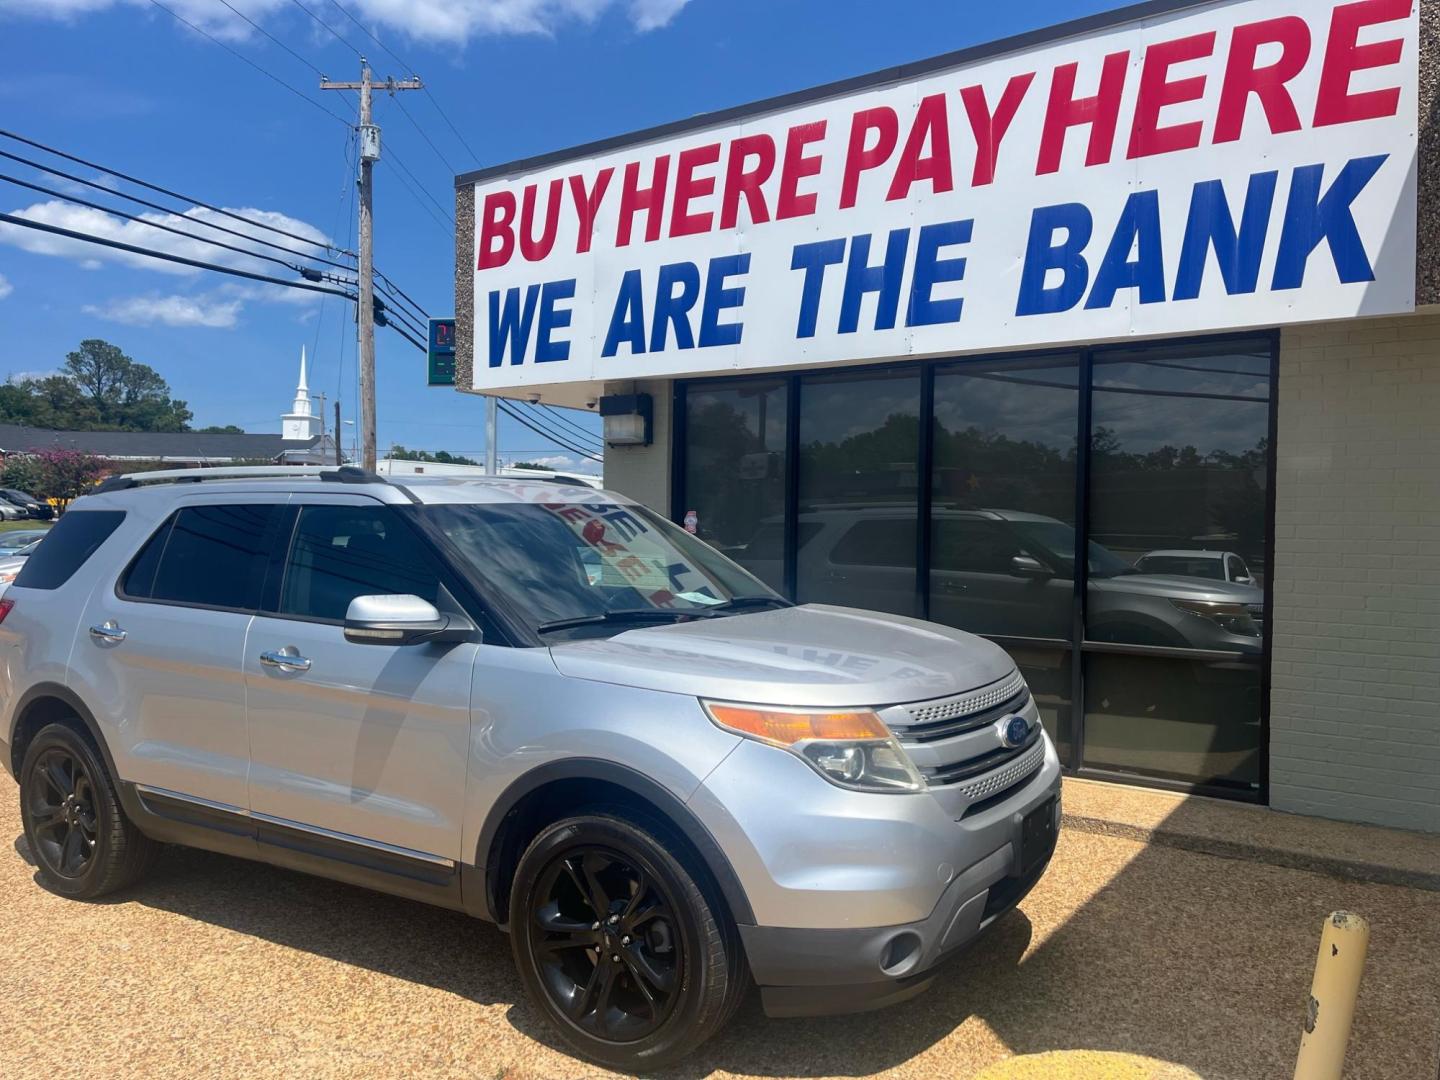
1269 314 1440 831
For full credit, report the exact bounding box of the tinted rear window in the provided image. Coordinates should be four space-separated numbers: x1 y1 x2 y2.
13 510 125 590
124 505 283 610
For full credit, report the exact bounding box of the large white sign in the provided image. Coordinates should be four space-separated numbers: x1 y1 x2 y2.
469 0 1417 395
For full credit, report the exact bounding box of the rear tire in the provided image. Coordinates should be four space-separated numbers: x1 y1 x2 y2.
509 810 743 1070
19 722 157 899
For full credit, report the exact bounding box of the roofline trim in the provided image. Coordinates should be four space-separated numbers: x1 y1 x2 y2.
454 0 1217 188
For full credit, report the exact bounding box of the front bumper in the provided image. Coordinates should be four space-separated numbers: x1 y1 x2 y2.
740 789 1060 1017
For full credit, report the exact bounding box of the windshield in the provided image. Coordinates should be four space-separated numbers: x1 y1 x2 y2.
422 501 784 637
1006 519 1137 578
0 531 46 551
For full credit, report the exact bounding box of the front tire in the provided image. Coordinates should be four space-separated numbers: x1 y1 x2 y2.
19 722 157 899
509 811 743 1070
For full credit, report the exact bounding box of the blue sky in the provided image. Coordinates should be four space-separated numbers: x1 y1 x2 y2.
0 0 1127 471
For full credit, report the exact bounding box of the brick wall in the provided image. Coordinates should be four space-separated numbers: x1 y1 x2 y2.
1270 314 1440 832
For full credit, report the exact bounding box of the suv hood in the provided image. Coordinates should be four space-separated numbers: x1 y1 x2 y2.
548 603 1016 708
1092 573 1264 603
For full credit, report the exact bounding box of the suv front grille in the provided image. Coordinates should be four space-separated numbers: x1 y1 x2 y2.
917 726 1043 786
887 671 1045 804
905 670 1027 726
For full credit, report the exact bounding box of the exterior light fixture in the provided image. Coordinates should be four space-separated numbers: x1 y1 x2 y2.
599 393 653 447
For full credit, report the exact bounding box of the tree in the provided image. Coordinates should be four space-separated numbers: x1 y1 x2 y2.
511 461 555 471
0 454 45 496
389 445 482 467
18 449 108 509
62 340 192 431
197 425 245 434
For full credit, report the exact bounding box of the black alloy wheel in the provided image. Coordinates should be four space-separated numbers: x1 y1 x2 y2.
532 847 683 1041
509 812 745 1070
25 746 100 879
18 722 157 899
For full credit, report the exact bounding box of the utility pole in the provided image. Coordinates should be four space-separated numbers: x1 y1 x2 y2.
321 58 422 473
334 401 343 465
486 397 498 475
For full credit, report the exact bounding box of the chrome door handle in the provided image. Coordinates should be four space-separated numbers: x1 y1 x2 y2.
259 649 312 673
89 621 126 644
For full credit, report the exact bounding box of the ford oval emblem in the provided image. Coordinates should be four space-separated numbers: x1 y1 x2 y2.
1001 715 1030 749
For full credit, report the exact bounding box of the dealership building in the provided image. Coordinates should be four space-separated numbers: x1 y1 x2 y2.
452 0 1437 833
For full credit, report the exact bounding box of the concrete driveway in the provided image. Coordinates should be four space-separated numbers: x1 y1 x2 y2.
0 788 1436 1079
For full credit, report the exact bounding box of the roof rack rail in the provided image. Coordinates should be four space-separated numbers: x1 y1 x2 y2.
92 465 387 495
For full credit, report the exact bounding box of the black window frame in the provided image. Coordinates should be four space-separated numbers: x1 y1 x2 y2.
673 329 1279 805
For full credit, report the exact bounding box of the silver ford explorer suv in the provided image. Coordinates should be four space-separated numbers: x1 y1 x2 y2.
0 467 1060 1070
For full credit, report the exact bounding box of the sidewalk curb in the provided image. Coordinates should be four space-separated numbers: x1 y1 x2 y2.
1062 812 1440 893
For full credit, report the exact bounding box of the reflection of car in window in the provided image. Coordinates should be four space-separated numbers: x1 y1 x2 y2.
1134 550 1253 584
746 507 1264 653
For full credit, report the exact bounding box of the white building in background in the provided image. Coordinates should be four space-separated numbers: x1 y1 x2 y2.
375 457 601 489
281 347 322 444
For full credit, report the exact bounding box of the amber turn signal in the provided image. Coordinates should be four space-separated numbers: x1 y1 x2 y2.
703 704 889 747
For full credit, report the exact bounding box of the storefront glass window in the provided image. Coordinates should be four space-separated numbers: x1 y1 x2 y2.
677 335 1274 800
796 369 921 617
682 379 788 591
930 359 1078 639
929 358 1078 757
1083 344 1271 791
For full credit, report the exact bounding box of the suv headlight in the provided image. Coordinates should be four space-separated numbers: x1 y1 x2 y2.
702 702 923 793
1169 599 1260 636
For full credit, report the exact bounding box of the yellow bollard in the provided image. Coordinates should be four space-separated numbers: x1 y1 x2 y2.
1294 910 1370 1080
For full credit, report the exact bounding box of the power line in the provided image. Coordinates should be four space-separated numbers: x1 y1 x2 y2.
0 128 355 257
387 149 454 225
215 0 324 77
0 146 356 272
0 171 324 278
375 314 602 461
146 0 353 128
393 94 456 174
326 0 410 75
375 270 431 320
0 210 356 299
289 0 360 56
381 154 452 233
536 403 603 447
382 319 426 352
499 402 604 462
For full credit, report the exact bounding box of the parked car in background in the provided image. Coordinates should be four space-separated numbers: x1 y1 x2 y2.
0 528 50 595
1134 549 1254 585
0 496 29 522
0 489 55 521
0 467 1060 1070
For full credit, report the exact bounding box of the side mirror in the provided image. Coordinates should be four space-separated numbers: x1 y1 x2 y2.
343 594 475 646
1009 554 1053 579
1234 575 1252 585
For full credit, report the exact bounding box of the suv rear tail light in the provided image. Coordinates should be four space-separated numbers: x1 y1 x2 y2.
0 598 15 624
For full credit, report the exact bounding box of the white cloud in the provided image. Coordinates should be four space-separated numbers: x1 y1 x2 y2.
0 273 11 299
0 199 334 280
511 454 601 474
83 293 244 328
0 0 693 42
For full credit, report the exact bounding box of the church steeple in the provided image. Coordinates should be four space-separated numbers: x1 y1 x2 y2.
282 346 321 442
